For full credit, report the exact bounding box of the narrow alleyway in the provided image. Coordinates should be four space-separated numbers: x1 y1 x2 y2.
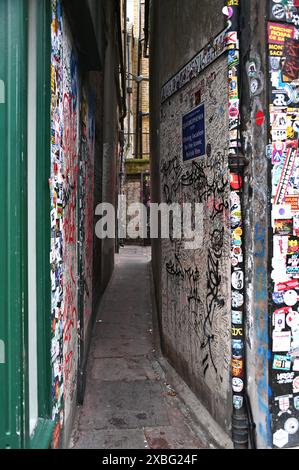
70 247 214 450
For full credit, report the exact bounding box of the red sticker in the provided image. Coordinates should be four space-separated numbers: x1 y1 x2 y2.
231 173 243 190
256 110 265 126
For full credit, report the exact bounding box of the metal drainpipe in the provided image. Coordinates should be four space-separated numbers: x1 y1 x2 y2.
227 0 254 449
135 0 142 158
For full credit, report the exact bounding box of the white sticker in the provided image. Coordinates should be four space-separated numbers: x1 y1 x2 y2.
273 331 291 352
51 339 58 360
232 291 244 308
284 290 298 307
51 209 57 228
286 311 299 329
293 376 299 393
232 378 244 393
292 328 299 350
272 204 292 224
273 429 289 448
293 358 299 371
53 362 60 378
232 270 244 290
284 418 299 435
274 313 286 331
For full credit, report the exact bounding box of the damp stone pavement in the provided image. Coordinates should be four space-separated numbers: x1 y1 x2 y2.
70 246 233 450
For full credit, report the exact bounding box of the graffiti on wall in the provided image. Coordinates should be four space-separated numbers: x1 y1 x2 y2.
268 18 299 448
79 90 95 343
50 0 95 447
161 28 227 103
50 0 79 446
160 54 231 421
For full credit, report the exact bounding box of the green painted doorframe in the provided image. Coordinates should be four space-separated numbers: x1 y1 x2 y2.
0 0 54 449
30 0 54 448
36 0 52 422
0 0 29 450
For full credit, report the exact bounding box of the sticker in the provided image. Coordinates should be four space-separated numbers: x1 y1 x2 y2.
273 313 286 331
250 78 260 95
293 358 299 371
274 219 293 236
232 358 244 377
233 227 243 238
273 429 289 448
229 105 239 118
282 38 299 81
273 331 292 352
232 339 244 358
233 395 243 410
284 290 298 306
232 310 243 325
232 291 244 308
230 173 242 190
272 128 287 141
294 215 299 237
275 394 293 416
286 311 299 328
231 211 241 228
294 396 299 410
287 236 299 254
274 306 292 316
232 327 243 337
274 148 297 205
256 110 265 126
222 6 234 18
286 253 299 276
291 327 299 349
272 4 286 20
232 270 244 290
276 372 295 384
284 417 299 435
272 112 287 129
273 354 292 370
232 378 244 393
293 376 299 393
273 291 285 304
276 280 299 292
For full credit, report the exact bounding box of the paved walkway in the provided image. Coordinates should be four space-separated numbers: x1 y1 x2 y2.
71 246 208 449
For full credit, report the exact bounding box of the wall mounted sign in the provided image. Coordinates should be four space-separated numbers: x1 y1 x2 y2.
182 104 205 161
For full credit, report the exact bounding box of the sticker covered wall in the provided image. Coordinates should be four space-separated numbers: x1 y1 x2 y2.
50 0 95 447
268 12 299 448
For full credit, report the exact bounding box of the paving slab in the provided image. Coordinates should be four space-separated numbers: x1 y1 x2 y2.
78 380 170 431
93 322 152 340
93 338 153 359
90 357 158 382
71 247 218 450
74 429 147 450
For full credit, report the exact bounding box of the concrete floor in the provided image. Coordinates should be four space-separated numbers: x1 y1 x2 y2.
70 246 231 450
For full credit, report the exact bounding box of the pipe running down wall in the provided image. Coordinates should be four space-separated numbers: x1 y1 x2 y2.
226 0 254 449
